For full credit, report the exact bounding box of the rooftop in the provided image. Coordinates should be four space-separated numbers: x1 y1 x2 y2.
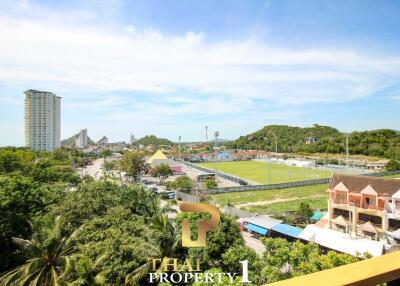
330 174 400 196
244 215 283 230
24 89 61 98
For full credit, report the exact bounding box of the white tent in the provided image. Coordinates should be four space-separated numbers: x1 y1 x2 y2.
299 225 384 257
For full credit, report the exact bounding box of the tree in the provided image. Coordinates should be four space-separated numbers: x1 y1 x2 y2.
151 163 173 184
183 214 243 270
0 148 34 174
296 202 313 219
386 159 400 171
73 207 160 285
222 242 264 285
55 181 119 233
0 216 77 286
171 175 194 193
119 151 147 181
260 238 359 283
69 255 108 286
204 178 218 189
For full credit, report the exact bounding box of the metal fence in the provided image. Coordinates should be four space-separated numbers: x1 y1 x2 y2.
203 178 331 194
175 190 201 203
364 170 400 177
221 205 256 218
203 170 400 194
174 191 257 218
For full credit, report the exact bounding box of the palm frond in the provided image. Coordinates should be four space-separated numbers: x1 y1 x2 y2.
125 261 151 286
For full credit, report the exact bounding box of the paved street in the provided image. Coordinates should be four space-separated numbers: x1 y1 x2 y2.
242 231 266 256
81 158 104 180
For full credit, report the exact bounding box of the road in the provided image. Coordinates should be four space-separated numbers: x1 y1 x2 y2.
81 158 104 180
241 231 266 256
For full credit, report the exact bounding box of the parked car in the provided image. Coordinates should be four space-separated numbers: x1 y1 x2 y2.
161 191 176 200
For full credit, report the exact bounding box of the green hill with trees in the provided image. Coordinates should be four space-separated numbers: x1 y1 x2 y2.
134 135 174 147
228 124 400 159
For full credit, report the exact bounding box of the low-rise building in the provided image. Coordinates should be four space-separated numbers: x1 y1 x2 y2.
327 174 400 243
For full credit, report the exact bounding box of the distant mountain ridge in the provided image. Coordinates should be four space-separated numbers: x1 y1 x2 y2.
228 124 400 159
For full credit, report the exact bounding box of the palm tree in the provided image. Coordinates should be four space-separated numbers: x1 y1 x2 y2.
69 255 108 286
151 214 180 257
0 216 79 286
124 215 179 286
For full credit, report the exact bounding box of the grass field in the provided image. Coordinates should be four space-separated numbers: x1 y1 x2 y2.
211 184 329 214
198 160 332 184
245 198 328 214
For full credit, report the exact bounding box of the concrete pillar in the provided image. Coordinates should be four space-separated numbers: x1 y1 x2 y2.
351 204 357 238
327 198 332 229
382 210 388 240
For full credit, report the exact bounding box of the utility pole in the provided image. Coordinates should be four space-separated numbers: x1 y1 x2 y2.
205 125 208 144
214 131 219 149
178 136 181 162
346 135 349 169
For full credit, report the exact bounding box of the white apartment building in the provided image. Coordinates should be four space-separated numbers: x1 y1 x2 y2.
75 129 88 149
24 90 61 151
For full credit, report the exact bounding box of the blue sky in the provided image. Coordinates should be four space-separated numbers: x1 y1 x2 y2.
1 0 400 146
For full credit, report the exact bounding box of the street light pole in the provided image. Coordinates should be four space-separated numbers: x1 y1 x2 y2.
178 136 181 162
346 135 349 169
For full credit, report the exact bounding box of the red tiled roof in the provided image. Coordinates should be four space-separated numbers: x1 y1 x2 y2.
330 174 400 196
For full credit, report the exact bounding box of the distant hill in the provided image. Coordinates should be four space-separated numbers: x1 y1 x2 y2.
61 133 95 147
134 135 174 147
228 124 400 159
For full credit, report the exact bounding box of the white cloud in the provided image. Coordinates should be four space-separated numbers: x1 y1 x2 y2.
0 2 400 144
1 10 399 107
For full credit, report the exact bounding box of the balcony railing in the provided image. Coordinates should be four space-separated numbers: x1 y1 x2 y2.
332 199 384 211
333 199 348 205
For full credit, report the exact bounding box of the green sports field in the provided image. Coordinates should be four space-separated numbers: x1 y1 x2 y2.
198 160 332 184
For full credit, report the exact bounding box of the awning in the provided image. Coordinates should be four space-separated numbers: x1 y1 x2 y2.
360 221 378 234
245 223 268 236
244 215 283 229
271 223 303 238
332 215 349 227
299 225 384 257
389 228 400 239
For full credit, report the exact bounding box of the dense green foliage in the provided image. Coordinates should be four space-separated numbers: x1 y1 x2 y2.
119 151 148 181
134 135 174 147
386 159 400 171
151 163 173 184
204 179 218 189
296 202 313 219
170 175 194 193
259 238 359 283
0 148 79 272
228 124 400 159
